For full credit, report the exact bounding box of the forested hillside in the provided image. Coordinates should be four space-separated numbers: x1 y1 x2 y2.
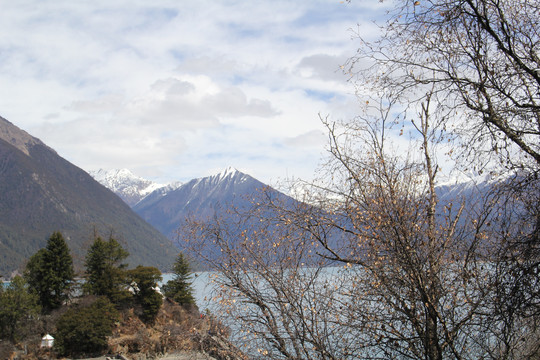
0 117 177 276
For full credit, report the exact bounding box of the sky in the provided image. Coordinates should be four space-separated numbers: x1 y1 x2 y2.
0 0 392 185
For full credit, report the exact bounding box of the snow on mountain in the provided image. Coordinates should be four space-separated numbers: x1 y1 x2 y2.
90 165 505 250
214 166 247 182
133 167 274 239
193 166 251 189
435 173 502 206
89 168 181 207
89 167 252 210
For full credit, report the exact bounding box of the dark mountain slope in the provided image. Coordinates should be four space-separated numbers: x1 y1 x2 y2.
133 167 273 240
0 117 176 277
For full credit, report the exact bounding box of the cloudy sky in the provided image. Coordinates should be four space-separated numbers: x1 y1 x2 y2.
0 0 391 185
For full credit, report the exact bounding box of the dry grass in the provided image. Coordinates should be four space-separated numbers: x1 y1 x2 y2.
108 299 245 359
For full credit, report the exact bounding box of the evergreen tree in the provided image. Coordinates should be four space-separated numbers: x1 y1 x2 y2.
0 276 40 341
24 249 48 309
24 231 74 311
127 266 163 323
162 253 195 305
84 236 130 303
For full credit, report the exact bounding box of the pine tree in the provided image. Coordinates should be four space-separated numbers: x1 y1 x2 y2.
0 276 40 341
127 266 163 323
24 249 48 309
25 231 74 311
162 253 195 305
84 236 130 303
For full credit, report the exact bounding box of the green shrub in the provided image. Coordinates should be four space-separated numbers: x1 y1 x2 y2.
54 297 118 357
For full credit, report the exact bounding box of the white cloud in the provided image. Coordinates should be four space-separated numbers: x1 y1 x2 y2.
68 95 126 114
0 0 391 184
284 130 327 148
296 54 349 82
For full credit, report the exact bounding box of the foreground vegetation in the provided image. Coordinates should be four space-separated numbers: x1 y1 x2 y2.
0 232 230 359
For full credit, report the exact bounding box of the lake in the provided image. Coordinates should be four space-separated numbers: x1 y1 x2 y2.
160 271 217 312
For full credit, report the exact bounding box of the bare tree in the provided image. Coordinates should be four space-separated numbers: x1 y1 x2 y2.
346 0 540 356
181 1 539 358
183 198 352 359
347 0 540 173
182 92 526 359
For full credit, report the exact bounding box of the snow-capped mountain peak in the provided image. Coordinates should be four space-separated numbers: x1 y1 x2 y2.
91 168 147 186
217 166 239 179
133 166 271 238
89 168 181 207
90 166 253 210
214 166 251 184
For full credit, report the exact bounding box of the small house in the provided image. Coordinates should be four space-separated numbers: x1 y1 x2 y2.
40 334 54 348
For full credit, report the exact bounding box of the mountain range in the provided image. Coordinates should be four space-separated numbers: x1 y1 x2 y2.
91 167 272 241
89 168 182 207
91 167 499 250
0 112 496 279
0 116 178 277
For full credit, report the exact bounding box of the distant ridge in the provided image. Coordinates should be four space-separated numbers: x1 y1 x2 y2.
133 167 269 240
89 168 182 207
91 165 500 268
0 116 177 277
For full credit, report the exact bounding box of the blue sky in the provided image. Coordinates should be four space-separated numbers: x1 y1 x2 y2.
0 0 391 184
